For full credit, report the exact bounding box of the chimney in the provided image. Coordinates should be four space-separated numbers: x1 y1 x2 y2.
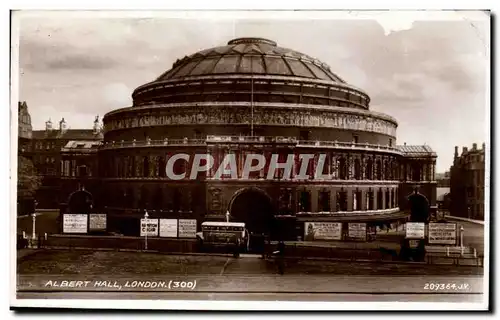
45 118 53 131
59 117 67 133
404 142 406 146
482 143 485 150
462 147 468 154
93 115 101 134
472 143 477 151
454 146 458 158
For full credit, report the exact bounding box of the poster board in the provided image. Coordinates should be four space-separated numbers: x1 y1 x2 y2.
428 223 457 245
159 219 178 238
63 214 88 233
178 219 197 238
304 222 342 241
348 223 367 241
405 222 425 239
140 218 159 237
89 214 106 231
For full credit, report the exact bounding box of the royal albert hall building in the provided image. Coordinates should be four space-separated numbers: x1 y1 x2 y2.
98 37 437 239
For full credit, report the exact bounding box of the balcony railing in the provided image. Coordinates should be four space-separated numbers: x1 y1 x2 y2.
100 135 402 154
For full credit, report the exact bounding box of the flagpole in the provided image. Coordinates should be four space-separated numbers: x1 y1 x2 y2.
251 57 254 137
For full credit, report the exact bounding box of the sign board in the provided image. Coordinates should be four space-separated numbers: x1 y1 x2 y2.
428 223 457 245
348 223 367 241
405 222 425 239
178 219 197 238
140 218 159 237
63 214 88 233
159 219 178 238
89 214 106 231
304 222 342 241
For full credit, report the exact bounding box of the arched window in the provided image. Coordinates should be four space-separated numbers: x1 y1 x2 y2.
143 156 149 177
159 156 166 177
339 157 347 180
385 188 390 209
366 189 374 210
412 163 421 181
376 159 382 180
354 158 361 180
337 189 348 211
366 158 373 180
384 160 390 180
377 188 383 210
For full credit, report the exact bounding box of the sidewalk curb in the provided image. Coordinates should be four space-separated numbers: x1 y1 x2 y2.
446 216 485 225
30 246 483 267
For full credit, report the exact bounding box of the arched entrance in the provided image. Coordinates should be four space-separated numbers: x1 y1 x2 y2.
228 187 274 252
407 190 430 223
67 189 93 214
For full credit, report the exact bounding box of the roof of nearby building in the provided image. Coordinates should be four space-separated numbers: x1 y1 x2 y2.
32 129 103 140
63 140 101 149
397 144 437 157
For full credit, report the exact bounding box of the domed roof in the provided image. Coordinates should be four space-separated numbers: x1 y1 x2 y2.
156 37 347 83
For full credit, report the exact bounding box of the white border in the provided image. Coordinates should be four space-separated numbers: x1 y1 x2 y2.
6 4 492 313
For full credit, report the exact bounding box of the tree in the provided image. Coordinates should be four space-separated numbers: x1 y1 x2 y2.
17 155 41 200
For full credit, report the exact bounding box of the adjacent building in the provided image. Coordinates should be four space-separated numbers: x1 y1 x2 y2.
450 143 486 220
17 101 102 210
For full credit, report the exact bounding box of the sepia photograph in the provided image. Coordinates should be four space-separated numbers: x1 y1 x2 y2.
10 9 490 311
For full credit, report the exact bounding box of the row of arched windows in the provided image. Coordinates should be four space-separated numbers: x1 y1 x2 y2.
101 153 400 181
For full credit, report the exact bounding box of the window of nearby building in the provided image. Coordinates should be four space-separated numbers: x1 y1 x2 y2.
353 135 359 144
318 190 331 212
298 190 311 212
143 156 150 177
366 189 374 210
337 190 348 211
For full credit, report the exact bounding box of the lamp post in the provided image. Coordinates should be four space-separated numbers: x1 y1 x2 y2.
32 213 37 239
144 211 149 251
460 225 465 255
226 210 230 223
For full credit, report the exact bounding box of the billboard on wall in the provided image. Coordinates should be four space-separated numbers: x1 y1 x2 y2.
89 214 106 231
428 223 457 245
405 222 425 239
304 222 342 241
348 223 367 241
63 214 88 233
140 218 159 237
178 219 197 238
159 219 178 238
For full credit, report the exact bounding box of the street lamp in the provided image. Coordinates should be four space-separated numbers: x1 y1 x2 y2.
226 210 230 223
144 210 149 251
460 225 465 255
32 213 37 239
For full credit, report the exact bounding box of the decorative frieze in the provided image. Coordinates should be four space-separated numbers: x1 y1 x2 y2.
104 106 397 136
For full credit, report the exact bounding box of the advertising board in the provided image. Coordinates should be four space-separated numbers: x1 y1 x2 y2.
159 219 178 238
63 214 88 233
304 222 342 240
140 218 159 237
348 223 367 241
89 213 106 231
405 222 425 239
428 223 457 245
178 219 197 238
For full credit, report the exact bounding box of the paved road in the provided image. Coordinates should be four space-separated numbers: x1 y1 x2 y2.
15 249 486 305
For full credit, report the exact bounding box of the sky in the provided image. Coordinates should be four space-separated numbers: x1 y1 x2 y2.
15 11 490 173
